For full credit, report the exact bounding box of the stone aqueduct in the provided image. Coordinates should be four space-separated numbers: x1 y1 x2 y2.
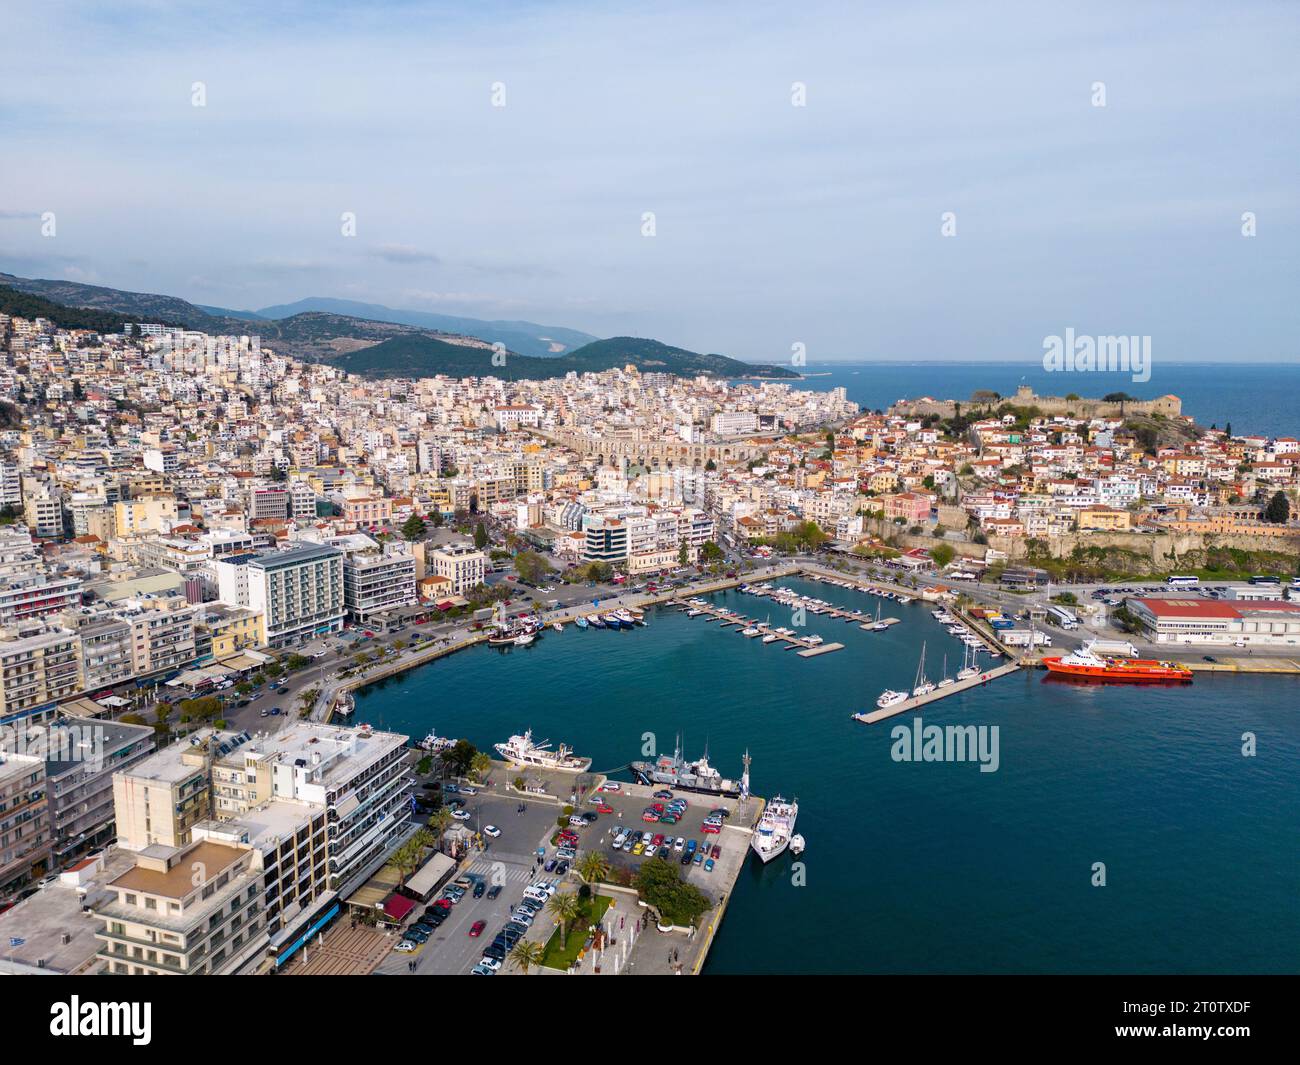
535 430 767 469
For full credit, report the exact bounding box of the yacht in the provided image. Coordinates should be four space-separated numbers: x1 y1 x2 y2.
750 796 799 863
494 729 591 772
876 688 908 709
418 729 458 753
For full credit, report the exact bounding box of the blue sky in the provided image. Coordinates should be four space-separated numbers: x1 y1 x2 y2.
1 0 1296 362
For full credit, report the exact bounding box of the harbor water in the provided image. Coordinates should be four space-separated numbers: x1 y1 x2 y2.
355 576 1300 974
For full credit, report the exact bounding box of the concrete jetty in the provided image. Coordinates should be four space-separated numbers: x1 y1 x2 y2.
853 661 1023 724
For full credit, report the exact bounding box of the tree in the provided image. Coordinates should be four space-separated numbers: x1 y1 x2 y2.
440 739 479 778
704 458 717 472
401 514 427 541
547 891 582 948
508 940 547 974
700 541 724 563
577 852 611 897
473 521 489 549
930 542 955 568
1264 491 1291 524
427 807 453 842
633 856 710 928
469 751 492 782
514 549 554 585
678 539 689 566
390 829 434 886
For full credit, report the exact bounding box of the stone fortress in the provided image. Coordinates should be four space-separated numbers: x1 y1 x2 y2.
891 384 1183 421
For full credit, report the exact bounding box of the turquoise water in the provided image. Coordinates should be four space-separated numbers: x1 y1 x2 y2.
745 361 1300 438
356 577 1300 974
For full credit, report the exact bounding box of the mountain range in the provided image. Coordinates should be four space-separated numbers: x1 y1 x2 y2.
0 270 798 381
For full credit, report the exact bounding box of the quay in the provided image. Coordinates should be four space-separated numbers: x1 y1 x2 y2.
853 661 1023 723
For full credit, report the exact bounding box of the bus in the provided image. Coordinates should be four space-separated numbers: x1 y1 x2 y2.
1248 575 1280 586
1165 575 1199 587
1046 605 1078 630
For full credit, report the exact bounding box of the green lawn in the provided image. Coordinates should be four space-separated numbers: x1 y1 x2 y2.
540 894 613 970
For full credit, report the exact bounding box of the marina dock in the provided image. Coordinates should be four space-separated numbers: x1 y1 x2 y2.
853 661 1023 723
672 600 845 656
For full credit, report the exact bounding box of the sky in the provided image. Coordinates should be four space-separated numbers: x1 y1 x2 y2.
1 0 1297 364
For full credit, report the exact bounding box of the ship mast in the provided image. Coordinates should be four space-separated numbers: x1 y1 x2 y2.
740 749 751 800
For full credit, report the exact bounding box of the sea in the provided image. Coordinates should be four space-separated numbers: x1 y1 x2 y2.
742 361 1299 439
355 576 1300 974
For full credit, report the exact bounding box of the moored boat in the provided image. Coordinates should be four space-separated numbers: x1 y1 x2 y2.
750 795 799 863
1042 649 1192 683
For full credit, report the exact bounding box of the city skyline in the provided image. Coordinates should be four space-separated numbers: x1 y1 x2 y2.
1 0 1297 363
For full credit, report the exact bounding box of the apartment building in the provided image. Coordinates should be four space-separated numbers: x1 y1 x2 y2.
112 731 236 851
209 721 411 892
582 517 629 563
41 718 156 867
243 544 345 648
0 570 84 626
328 534 417 622
0 624 83 726
94 836 269 975
0 751 48 893
427 542 486 596
121 594 197 678
56 608 135 691
198 604 264 657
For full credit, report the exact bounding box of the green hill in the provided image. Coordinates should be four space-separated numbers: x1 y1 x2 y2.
0 284 181 334
334 334 799 381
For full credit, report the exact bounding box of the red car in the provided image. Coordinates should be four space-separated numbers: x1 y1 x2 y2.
710 844 722 859
434 897 454 909
641 809 660 822
651 834 665 847
469 920 486 937
701 821 721 835
595 803 614 813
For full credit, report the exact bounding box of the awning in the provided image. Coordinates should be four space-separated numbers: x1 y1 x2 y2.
382 893 415 921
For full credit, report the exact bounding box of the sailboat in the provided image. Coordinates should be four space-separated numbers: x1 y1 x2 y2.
911 642 936 698
871 601 887 631
937 653 954 688
957 642 979 682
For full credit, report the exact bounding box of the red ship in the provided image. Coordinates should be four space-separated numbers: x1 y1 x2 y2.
1041 648 1192 683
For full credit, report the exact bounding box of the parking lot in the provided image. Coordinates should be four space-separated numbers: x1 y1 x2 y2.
376 789 563 975
575 780 758 897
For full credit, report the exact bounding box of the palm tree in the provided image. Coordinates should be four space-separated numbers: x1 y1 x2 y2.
577 852 610 897
547 891 582 948
508 939 546 974
469 751 492 783
391 829 433 886
427 807 453 843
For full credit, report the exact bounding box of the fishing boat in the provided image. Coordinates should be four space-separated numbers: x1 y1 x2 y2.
551 621 563 633
332 691 355 717
575 615 589 629
586 613 606 628
911 642 936 698
513 633 535 647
